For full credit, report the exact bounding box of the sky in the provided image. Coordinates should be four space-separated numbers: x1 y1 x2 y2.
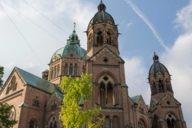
0 0 192 127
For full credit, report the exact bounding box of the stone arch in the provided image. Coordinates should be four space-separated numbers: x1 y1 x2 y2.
103 116 111 128
29 118 38 128
9 105 16 120
138 117 147 128
112 115 120 128
96 31 103 46
95 71 118 84
165 112 177 128
48 115 58 128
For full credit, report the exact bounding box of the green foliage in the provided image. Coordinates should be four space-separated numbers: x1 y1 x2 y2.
0 103 17 128
0 66 4 86
59 74 103 128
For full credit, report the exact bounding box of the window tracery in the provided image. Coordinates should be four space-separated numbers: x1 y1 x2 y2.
29 119 38 128
166 114 176 128
99 75 118 107
6 76 17 94
48 116 58 128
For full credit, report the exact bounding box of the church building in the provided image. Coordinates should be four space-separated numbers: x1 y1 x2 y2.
0 1 187 128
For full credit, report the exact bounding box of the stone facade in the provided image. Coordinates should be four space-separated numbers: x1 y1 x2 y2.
0 1 186 128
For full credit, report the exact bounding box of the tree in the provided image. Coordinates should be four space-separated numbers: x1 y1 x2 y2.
0 66 4 87
0 103 17 128
59 74 103 128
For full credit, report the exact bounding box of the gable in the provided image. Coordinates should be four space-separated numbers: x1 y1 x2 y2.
0 68 25 99
158 94 181 107
88 46 124 65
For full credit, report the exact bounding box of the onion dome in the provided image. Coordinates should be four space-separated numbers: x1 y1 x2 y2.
88 1 115 26
50 29 86 63
149 53 170 79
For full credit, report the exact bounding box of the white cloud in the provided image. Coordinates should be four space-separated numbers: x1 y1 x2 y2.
162 2 192 127
175 3 192 33
124 57 150 103
162 33 192 128
0 0 95 80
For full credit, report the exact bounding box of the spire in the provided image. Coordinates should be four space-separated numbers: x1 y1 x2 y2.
153 52 159 62
67 23 80 45
73 22 76 33
98 0 106 12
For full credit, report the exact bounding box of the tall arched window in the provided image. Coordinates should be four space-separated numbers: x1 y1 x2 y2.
64 63 68 75
138 120 145 128
29 119 38 128
48 116 58 128
158 80 164 93
74 63 78 76
166 114 176 128
97 31 103 46
99 75 115 107
112 116 119 128
69 63 73 76
50 67 53 79
106 31 112 45
104 116 111 128
53 66 56 78
100 82 105 106
56 65 60 77
6 76 17 94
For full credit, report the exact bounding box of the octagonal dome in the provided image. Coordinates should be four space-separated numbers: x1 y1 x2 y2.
50 30 86 63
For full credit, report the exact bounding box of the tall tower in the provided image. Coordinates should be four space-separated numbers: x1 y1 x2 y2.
86 1 131 127
148 53 186 128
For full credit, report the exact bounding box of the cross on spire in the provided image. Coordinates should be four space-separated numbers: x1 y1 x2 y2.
73 22 76 32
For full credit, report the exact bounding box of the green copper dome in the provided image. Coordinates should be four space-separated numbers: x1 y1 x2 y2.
88 1 115 26
51 30 86 63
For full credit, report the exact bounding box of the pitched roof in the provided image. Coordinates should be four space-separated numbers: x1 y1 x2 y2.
15 67 63 98
131 95 142 104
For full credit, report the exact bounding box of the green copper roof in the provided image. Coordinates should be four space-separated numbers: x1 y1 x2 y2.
51 30 86 63
131 95 142 104
15 67 63 98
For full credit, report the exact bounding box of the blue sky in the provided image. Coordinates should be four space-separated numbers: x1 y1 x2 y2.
0 0 192 127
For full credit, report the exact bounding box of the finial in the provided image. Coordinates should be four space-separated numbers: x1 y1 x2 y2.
98 0 106 11
153 52 159 62
73 22 76 32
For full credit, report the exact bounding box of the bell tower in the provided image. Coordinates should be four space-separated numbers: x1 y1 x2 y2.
86 1 132 127
86 0 119 57
149 53 186 128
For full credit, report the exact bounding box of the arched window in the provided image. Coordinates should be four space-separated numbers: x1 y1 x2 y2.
107 82 113 106
166 114 176 128
29 119 38 128
99 75 115 107
48 116 58 128
64 63 68 75
106 32 112 45
112 116 119 128
50 67 53 79
9 106 16 120
158 80 164 93
97 31 103 46
56 65 60 77
6 76 17 94
53 66 56 78
74 63 78 76
69 63 73 76
104 116 111 128
100 82 105 106
138 120 145 128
